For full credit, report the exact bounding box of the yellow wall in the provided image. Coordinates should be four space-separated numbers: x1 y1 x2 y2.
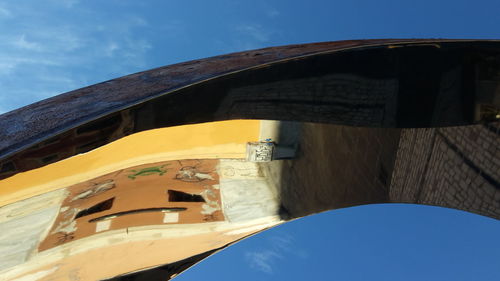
0 120 260 207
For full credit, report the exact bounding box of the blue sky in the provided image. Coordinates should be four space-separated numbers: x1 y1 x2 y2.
0 0 499 280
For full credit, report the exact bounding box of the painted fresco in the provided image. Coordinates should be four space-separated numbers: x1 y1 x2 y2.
38 159 223 251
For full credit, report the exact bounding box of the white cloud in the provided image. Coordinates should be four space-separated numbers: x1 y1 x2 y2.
0 6 11 18
224 23 281 52
245 250 282 274
104 41 120 57
257 1 280 19
0 56 61 75
244 234 306 274
236 24 270 43
55 0 79 8
124 38 152 57
0 61 17 76
129 15 148 27
270 235 293 251
13 34 42 51
265 7 280 18
0 2 153 112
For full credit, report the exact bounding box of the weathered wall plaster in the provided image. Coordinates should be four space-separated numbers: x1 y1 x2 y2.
0 189 66 271
219 159 280 222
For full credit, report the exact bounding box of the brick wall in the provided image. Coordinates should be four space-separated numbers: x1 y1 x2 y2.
390 122 500 219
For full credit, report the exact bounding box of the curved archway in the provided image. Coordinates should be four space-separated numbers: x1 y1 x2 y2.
173 204 500 281
0 40 498 280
